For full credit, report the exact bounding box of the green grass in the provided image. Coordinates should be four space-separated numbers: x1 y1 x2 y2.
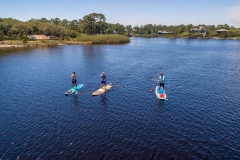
76 34 130 44
0 35 130 47
1 40 59 46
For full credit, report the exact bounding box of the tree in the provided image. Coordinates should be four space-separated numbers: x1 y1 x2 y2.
44 24 66 37
217 24 229 30
144 24 154 34
96 13 106 34
68 30 77 38
113 23 125 35
69 19 79 30
29 20 45 35
14 23 32 35
79 13 106 35
81 13 96 35
125 25 132 34
0 23 12 35
53 18 61 25
40 18 48 23
61 19 69 26
187 24 193 31
0 31 3 41
49 18 61 25
133 25 140 34
10 26 18 34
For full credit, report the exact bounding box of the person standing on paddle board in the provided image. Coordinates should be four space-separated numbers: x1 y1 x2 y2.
71 72 77 88
100 72 106 89
157 73 165 90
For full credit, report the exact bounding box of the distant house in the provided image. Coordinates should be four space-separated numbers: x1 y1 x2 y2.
27 35 49 40
26 35 59 40
190 28 199 32
190 26 206 37
127 33 132 37
190 26 205 33
216 29 228 34
157 30 172 34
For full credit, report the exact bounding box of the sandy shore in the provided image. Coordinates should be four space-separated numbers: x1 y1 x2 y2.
0 44 26 48
0 41 93 48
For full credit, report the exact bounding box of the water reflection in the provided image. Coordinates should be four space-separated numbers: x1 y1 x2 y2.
157 99 165 107
100 94 108 105
0 46 57 56
72 94 81 108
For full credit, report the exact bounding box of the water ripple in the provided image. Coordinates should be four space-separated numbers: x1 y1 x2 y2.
1 39 240 159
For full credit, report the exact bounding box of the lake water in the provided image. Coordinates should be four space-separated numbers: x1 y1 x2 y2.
0 38 240 159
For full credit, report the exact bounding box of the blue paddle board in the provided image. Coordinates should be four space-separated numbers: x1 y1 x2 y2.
155 86 167 100
65 84 83 95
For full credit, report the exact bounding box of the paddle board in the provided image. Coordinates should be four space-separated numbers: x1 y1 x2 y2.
92 83 113 96
65 84 83 96
155 86 167 100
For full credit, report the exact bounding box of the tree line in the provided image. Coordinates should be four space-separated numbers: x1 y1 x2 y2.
0 13 240 41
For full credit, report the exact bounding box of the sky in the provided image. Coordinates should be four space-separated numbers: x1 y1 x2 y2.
1 0 240 27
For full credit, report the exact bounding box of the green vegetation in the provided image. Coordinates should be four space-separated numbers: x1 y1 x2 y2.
0 13 129 45
76 34 129 44
1 40 59 46
130 23 239 39
131 24 240 39
0 13 240 46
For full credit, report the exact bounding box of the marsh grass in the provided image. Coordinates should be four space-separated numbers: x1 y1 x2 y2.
3 40 59 44
76 34 130 44
0 35 130 47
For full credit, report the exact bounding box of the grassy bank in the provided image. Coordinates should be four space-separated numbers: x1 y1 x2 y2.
76 34 130 44
0 40 59 47
133 34 174 38
0 34 130 47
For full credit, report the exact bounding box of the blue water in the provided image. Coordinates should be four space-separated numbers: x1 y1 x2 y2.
1 38 240 159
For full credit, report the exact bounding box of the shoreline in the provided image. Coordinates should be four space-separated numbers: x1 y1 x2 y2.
0 37 239 48
0 41 93 48
132 34 240 40
0 44 26 48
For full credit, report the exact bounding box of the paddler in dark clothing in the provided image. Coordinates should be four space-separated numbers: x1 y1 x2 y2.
71 72 77 88
100 72 106 89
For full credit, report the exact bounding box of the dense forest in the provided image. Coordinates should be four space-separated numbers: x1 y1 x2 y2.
0 13 240 41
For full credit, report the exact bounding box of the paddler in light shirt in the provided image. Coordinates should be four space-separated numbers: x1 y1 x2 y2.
157 73 165 90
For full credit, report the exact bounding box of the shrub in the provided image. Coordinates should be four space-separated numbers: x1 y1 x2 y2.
0 34 3 41
77 34 130 44
22 36 28 43
40 40 46 43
